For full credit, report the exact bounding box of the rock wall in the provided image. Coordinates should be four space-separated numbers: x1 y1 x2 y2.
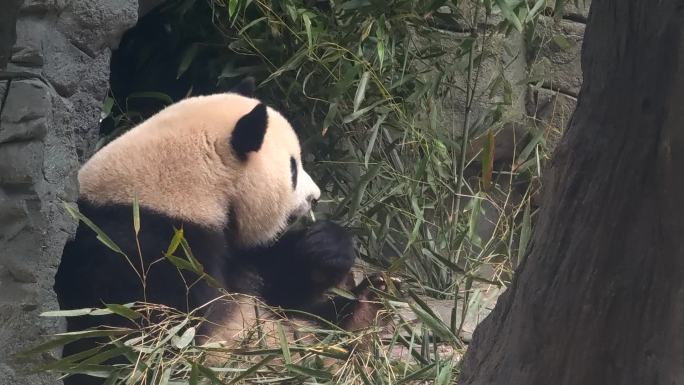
526 2 591 150
0 1 137 384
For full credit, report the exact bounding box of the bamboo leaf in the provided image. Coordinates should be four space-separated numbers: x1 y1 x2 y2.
40 308 94 317
302 13 313 51
164 254 195 272
527 0 546 21
166 228 184 256
285 364 333 380
63 203 125 256
228 0 238 18
354 71 371 112
226 355 276 384
173 327 196 349
322 102 338 136
104 304 142 321
276 322 292 365
435 360 454 385
408 302 458 342
495 0 523 31
132 195 140 236
342 99 385 123
364 114 386 167
348 163 382 220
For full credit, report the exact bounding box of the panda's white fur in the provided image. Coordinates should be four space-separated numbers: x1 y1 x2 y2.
78 92 320 246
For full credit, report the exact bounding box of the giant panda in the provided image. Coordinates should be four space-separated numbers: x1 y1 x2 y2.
54 78 390 383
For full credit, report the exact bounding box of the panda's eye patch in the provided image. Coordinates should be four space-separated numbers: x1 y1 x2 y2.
290 156 298 190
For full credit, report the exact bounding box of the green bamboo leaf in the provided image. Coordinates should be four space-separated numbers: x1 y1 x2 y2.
132 195 140 236
376 20 385 67
101 97 114 119
285 4 297 21
104 304 143 321
364 114 386 167
63 203 124 256
348 163 382 220
354 359 374 385
18 329 128 357
342 99 385 123
553 0 566 19
102 371 121 385
435 360 454 385
360 20 374 41
353 71 370 112
81 346 135 366
396 362 437 385
408 302 457 342
158 318 189 348
237 16 267 34
172 327 196 349
189 363 199 385
322 102 338 136
228 0 238 17
302 13 313 51
329 287 356 300
180 238 204 274
285 364 333 380
164 254 195 272
40 308 93 317
276 322 292 364
166 228 184 256
527 0 546 21
226 355 276 384
158 367 172 385
495 0 523 31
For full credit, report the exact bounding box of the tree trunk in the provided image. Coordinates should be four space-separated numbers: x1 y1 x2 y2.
459 2 684 384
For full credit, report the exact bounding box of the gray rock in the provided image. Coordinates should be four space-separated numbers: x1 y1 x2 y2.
57 0 138 54
529 17 585 96
0 80 50 143
20 0 68 14
0 0 138 384
526 85 578 149
0 0 23 68
560 0 592 20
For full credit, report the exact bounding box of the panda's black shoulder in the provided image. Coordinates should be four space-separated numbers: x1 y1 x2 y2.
55 199 232 314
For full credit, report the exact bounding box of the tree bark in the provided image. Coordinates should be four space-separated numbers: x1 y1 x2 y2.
459 2 684 384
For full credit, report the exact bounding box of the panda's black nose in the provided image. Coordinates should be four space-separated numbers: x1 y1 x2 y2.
309 197 318 209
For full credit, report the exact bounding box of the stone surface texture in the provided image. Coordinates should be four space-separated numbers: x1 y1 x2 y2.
0 1 137 384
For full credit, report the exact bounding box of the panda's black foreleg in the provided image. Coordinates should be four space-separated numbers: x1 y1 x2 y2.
244 220 355 310
300 274 395 331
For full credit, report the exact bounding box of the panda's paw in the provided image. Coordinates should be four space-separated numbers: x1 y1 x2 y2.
297 220 355 285
352 274 402 301
340 274 401 331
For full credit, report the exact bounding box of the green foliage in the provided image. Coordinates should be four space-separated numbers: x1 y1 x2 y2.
202 0 550 295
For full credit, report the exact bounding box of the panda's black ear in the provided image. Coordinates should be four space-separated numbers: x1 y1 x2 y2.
231 103 268 160
229 77 256 97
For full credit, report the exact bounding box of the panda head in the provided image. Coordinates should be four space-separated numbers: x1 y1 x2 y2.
78 77 320 246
